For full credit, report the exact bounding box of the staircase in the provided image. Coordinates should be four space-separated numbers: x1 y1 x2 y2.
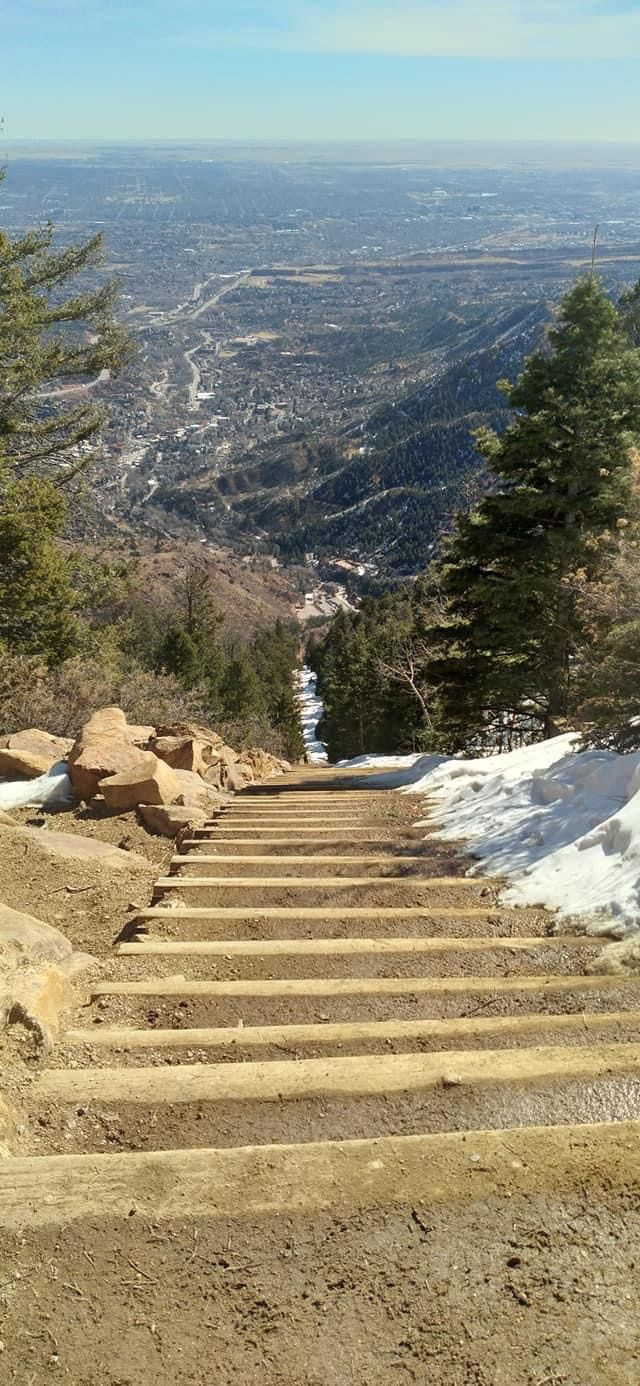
4 767 640 1227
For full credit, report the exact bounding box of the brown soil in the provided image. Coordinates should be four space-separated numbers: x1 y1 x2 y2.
2 1192 639 1385
1 804 167 953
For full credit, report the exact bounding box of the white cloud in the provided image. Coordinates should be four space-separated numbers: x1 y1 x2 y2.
183 0 640 61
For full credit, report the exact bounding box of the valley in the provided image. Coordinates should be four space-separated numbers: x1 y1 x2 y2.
5 142 640 584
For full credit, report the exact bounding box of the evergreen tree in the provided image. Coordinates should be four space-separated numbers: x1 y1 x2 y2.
0 477 77 662
0 175 129 666
618 279 640 348
219 657 265 720
315 612 374 760
311 584 438 762
572 537 640 749
250 619 305 760
0 180 129 481
428 276 640 750
157 626 203 688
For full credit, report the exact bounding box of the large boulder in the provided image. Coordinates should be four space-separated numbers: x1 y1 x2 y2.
139 803 208 837
0 729 73 780
223 761 255 792
99 752 180 812
151 735 216 778
171 768 227 811
155 721 224 748
68 707 156 802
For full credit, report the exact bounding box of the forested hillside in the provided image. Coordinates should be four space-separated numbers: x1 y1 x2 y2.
312 275 640 760
211 301 547 576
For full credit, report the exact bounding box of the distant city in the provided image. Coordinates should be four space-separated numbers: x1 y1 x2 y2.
4 140 640 582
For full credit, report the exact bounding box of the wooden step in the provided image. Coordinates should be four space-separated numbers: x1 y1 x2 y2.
90 972 636 1001
198 820 385 831
180 837 398 847
66 1009 640 1050
36 1041 640 1105
170 855 448 868
3 1121 637 1227
154 876 480 890
135 906 496 921
116 935 593 958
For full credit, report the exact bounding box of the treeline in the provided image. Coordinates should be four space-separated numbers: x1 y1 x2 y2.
311 276 640 759
0 176 304 758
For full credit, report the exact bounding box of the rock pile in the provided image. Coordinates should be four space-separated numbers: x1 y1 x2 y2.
0 708 289 836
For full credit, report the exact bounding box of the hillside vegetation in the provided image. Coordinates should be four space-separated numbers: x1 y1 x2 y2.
312 274 640 760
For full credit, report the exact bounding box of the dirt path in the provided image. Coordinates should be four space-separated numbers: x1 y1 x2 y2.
2 768 640 1384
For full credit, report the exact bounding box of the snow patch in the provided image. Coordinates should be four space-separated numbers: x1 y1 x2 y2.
340 736 640 934
296 667 328 764
0 761 74 812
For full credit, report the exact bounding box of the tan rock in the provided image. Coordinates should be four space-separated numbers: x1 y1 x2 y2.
7 827 150 872
3 962 74 1051
0 906 93 1053
155 721 224 748
223 761 255 792
140 803 208 837
68 707 148 802
151 734 224 779
202 760 224 790
0 904 73 965
72 706 129 740
171 768 225 810
0 729 73 779
124 724 155 748
0 1093 16 1153
99 753 180 812
243 747 289 780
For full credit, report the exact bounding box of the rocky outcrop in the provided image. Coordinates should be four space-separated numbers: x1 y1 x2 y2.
4 704 290 824
0 730 73 779
243 747 291 780
222 760 254 792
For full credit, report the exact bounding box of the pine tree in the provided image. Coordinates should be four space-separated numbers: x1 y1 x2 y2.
315 612 374 760
619 279 640 348
157 626 203 688
0 175 130 666
250 619 305 760
0 477 78 662
429 275 640 750
219 657 265 721
0 179 129 481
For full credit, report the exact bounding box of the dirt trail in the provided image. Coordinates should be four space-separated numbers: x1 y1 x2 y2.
2 768 640 1384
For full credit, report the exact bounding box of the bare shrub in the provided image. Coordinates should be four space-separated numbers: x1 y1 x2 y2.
0 649 212 739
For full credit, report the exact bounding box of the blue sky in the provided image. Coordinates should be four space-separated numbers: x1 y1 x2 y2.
3 0 640 141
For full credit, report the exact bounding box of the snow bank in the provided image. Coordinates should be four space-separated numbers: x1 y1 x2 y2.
296 667 328 764
0 761 74 812
341 737 640 934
